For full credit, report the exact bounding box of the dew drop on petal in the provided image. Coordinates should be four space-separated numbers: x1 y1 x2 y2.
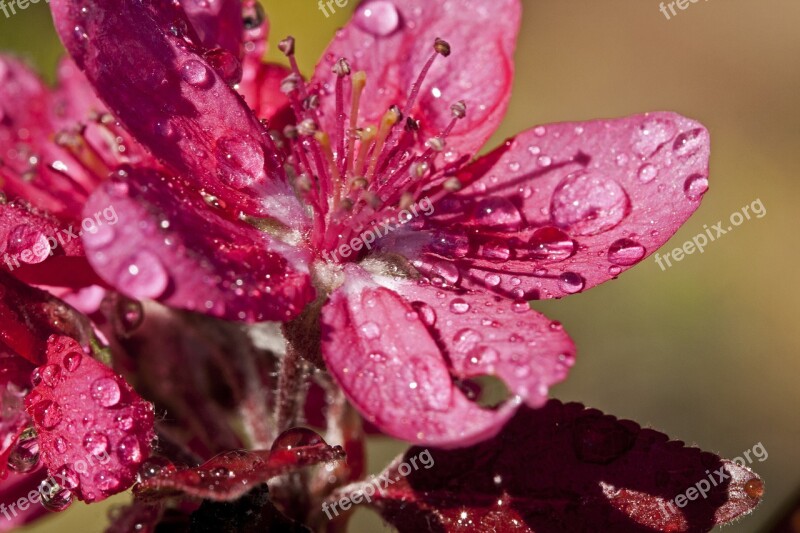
526 227 576 262
116 251 169 300
31 400 62 430
673 128 707 160
8 434 40 473
359 321 381 339
180 59 213 88
412 302 437 326
683 174 709 200
354 0 400 37
40 484 73 512
472 197 523 230
215 136 266 189
452 328 483 354
633 117 677 157
744 478 764 499
637 163 658 183
484 273 501 287
63 351 82 372
137 456 176 482
550 172 630 236
449 298 470 314
607 239 646 266
90 377 121 408
558 272 585 294
271 427 324 452
40 364 62 388
94 470 121 492
7 225 50 264
83 431 109 457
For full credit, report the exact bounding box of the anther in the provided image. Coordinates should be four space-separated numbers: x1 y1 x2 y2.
443 177 463 191
278 36 295 56
412 161 430 179
332 58 351 77
450 100 467 119
405 117 420 132
425 137 446 152
434 38 451 57
297 119 318 137
283 125 299 139
399 192 414 210
280 73 301 95
366 106 403 178
303 94 320 110
350 177 368 190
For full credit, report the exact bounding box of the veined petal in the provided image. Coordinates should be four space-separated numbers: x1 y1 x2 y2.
406 113 710 300
320 266 518 448
313 0 520 160
388 279 576 408
182 0 244 60
51 0 305 226
81 168 315 322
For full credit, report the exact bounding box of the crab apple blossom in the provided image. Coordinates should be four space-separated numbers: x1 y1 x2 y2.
0 0 764 530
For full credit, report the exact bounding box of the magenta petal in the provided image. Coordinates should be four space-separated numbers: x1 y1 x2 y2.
25 335 155 503
51 0 305 225
320 267 518 448
391 280 575 408
313 0 520 159
81 168 314 322
367 401 763 532
411 112 710 299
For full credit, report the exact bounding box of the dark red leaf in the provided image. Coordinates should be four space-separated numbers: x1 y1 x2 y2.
362 400 762 532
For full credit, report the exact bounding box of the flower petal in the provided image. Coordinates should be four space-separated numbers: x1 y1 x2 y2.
51 0 305 225
320 266 518 448
389 279 575 408
81 168 314 322
313 0 520 159
25 335 155 503
0 468 48 530
0 353 35 480
182 0 243 60
360 400 763 532
404 113 710 300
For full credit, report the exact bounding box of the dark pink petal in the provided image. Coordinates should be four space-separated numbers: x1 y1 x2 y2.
320 266 518 448
104 501 162 533
361 401 763 532
24 335 155 503
50 57 106 130
82 168 314 322
0 55 90 217
404 113 710 300
391 279 575 408
182 0 243 60
51 0 305 225
313 0 519 159
136 428 345 502
0 200 84 267
0 271 93 365
239 63 295 131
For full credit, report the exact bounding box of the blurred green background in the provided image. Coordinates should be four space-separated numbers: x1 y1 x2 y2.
1 0 798 531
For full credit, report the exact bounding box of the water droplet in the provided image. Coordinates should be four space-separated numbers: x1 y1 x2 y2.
116 414 134 430
549 321 563 331
525 227 576 262
215 136 266 189
558 272 585 294
637 163 658 183
472 197 523 230
412 302 436 326
180 59 213 88
673 128 707 160
63 351 82 372
368 351 387 362
607 239 646 266
359 321 381 339
478 242 511 262
354 1 400 37
137 456 176 482
40 364 62 388
484 273 501 287
31 401 62 430
683 174 709 200
90 377 121 407
609 266 622 276
452 328 483 354
54 437 67 453
550 172 630 236
744 478 764 499
117 251 169 299
210 466 231 479
512 301 530 313
271 427 324 453
8 434 40 473
94 470 120 492
449 298 470 314
634 117 677 157
203 48 242 85
83 431 110 456
40 483 73 512
533 126 546 137
55 465 79 489
154 121 177 140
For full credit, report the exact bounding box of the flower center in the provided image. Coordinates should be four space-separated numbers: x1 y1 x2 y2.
275 36 467 263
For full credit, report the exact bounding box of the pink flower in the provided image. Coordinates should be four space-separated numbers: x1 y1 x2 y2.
43 0 712 447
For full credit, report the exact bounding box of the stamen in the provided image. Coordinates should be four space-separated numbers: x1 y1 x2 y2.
332 58 351 175
345 71 367 177
366 106 402 179
353 126 377 178
314 131 343 209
